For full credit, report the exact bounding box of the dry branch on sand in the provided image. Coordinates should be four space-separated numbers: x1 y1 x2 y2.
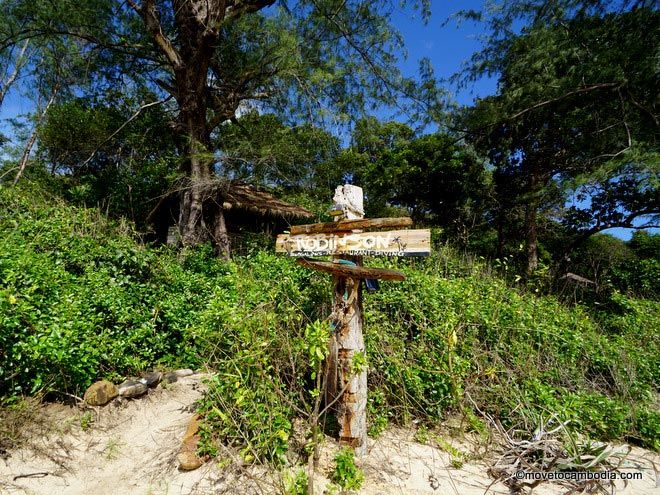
473 397 636 495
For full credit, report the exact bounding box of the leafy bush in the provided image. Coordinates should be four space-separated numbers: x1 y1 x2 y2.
1 185 657 460
0 186 213 395
192 255 329 463
331 447 364 492
362 255 659 450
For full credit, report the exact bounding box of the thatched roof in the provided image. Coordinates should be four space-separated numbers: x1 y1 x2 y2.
220 183 313 219
148 181 313 222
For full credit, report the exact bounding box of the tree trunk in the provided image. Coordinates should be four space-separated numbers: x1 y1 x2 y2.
127 0 254 258
178 141 211 246
524 165 540 277
212 205 231 259
175 65 216 250
524 202 538 276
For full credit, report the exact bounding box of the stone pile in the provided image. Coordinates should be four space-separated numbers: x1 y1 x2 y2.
82 369 195 406
82 368 204 471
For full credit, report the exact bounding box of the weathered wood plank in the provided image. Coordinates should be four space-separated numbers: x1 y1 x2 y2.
327 185 367 456
297 258 406 281
276 229 430 257
331 275 367 455
290 217 413 235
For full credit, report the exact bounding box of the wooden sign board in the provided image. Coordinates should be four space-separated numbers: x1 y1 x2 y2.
276 186 431 456
276 229 430 257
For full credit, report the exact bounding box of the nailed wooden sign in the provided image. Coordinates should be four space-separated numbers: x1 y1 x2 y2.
276 229 430 257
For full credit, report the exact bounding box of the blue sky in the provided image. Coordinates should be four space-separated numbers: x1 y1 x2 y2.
389 0 496 106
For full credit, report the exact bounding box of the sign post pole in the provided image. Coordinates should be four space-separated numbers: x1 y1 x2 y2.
327 185 368 455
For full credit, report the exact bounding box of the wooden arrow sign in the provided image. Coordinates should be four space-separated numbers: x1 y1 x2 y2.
276 229 430 257
296 258 406 281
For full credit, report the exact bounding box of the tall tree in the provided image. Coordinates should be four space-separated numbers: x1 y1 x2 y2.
464 4 658 275
0 0 126 183
2 0 440 258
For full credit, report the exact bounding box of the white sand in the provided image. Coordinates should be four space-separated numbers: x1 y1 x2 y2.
1 375 658 495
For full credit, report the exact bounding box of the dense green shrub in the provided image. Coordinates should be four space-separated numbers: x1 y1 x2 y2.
362 256 658 449
192 254 329 463
1 186 657 457
0 186 213 395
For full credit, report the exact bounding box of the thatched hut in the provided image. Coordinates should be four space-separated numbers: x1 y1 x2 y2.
148 182 313 253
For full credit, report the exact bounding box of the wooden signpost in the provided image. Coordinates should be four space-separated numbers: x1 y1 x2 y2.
276 185 430 456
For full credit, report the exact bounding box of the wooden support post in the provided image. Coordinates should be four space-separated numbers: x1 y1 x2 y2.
326 185 368 456
331 271 367 455
277 186 426 457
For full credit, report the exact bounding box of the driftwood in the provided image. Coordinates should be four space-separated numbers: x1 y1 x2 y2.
561 272 596 285
465 392 631 495
290 217 413 235
296 259 406 281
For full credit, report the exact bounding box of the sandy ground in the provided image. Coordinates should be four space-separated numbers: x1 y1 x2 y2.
1 374 658 495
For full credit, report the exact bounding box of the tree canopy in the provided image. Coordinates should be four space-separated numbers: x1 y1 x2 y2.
0 0 656 278
2 0 443 256
463 4 658 273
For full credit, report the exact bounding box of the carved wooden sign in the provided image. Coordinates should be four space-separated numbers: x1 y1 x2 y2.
276 229 430 257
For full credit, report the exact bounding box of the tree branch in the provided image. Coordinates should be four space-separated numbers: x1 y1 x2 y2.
225 0 276 20
13 84 60 185
0 38 30 108
565 207 660 254
79 96 172 169
0 29 164 65
508 83 620 121
127 0 183 69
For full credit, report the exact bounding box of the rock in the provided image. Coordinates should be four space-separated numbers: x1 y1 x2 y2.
177 451 203 471
162 369 193 385
141 371 162 388
118 379 148 398
181 414 200 447
178 414 204 471
162 372 178 384
83 380 118 406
